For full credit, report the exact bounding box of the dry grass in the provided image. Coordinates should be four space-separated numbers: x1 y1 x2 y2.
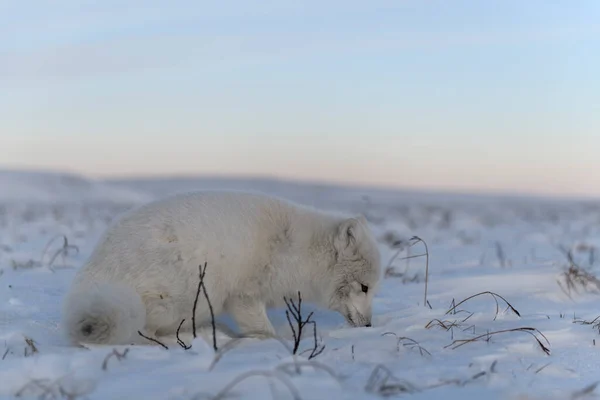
381 332 431 357
364 360 501 397
446 291 521 321
384 236 430 307
570 381 599 399
557 264 600 298
556 244 600 298
15 377 95 400
24 336 39 357
101 348 129 371
365 364 419 397
427 360 498 389
11 259 42 271
444 327 551 355
40 234 79 270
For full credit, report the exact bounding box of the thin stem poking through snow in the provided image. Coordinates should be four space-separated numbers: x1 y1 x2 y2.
384 236 430 307
444 327 551 355
191 262 218 351
176 319 191 350
137 331 169 350
284 291 325 359
445 291 521 320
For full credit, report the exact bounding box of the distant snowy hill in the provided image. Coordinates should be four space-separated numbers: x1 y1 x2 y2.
0 169 589 209
106 175 576 214
0 170 151 204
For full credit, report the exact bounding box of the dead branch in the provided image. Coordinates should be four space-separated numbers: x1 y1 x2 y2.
192 262 218 351
102 348 129 371
41 234 79 270
284 291 325 359
137 331 169 350
24 336 38 357
176 319 192 350
365 364 419 396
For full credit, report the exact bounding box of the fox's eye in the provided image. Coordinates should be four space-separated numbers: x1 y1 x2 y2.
361 284 369 293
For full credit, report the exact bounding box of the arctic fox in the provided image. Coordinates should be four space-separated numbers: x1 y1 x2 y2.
62 191 381 345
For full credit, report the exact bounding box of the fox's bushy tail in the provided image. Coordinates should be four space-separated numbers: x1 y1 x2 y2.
62 282 146 345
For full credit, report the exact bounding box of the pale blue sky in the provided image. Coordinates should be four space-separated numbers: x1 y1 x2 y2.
1 1 599 197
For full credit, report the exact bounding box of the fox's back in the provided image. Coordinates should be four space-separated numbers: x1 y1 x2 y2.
74 191 294 287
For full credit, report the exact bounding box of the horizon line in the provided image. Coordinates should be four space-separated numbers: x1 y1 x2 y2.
2 165 598 203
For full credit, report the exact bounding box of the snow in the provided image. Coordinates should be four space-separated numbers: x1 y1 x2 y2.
1 171 600 399
0 170 151 204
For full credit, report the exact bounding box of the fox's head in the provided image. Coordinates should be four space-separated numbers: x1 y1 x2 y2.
327 215 381 327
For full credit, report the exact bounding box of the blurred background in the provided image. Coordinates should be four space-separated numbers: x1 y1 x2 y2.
1 0 599 199
3 4 600 397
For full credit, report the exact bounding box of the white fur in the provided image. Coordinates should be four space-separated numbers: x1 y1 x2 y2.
62 190 381 345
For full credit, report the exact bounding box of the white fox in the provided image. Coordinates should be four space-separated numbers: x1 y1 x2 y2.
62 191 381 345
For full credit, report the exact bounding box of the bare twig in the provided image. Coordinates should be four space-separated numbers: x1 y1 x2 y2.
41 234 79 269
284 291 325 358
410 236 430 307
137 331 169 350
192 262 218 351
102 348 129 371
176 319 192 350
306 320 325 359
23 336 38 357
365 364 419 396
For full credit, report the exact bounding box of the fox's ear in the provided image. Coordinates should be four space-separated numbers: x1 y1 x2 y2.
334 218 361 257
356 214 368 225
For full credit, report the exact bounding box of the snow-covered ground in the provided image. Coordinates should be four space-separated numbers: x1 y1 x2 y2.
1 171 600 400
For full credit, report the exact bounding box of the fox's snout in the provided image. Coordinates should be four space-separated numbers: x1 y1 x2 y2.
345 310 372 328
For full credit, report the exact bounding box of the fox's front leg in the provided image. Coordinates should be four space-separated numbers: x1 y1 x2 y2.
225 295 276 339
